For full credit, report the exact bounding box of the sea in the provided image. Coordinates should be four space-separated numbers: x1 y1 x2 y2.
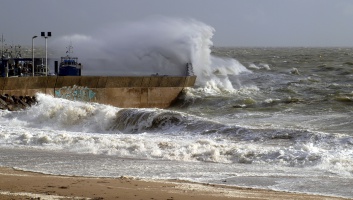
1 47 353 199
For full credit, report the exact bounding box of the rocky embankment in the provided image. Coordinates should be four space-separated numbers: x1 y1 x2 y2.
0 95 36 111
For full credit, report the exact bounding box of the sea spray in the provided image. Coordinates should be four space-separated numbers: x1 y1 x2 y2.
51 17 250 92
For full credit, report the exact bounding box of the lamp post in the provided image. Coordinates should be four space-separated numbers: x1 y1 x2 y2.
1 34 4 60
41 32 51 76
32 36 37 76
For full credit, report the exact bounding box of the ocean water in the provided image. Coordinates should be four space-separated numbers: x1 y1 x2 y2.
1 47 353 198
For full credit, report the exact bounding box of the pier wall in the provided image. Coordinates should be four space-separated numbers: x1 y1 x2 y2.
0 76 196 108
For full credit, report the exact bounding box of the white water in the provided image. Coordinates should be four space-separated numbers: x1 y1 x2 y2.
51 17 250 91
1 94 353 172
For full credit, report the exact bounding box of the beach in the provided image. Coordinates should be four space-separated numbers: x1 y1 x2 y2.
0 167 348 200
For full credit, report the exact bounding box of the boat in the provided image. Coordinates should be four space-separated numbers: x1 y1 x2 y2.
57 44 82 76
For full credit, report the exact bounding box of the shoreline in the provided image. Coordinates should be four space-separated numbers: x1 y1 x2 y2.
0 167 349 200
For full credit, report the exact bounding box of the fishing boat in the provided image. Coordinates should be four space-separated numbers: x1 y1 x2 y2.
57 44 82 76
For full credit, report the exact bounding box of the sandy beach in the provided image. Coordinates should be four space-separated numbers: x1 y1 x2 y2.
0 167 349 200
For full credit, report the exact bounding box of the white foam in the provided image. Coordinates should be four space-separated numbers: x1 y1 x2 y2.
0 190 86 200
248 63 271 70
51 17 250 93
1 94 353 179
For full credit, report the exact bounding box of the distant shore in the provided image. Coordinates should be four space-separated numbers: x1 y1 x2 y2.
0 167 348 200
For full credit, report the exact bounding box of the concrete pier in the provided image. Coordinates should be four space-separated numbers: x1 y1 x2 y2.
0 76 196 109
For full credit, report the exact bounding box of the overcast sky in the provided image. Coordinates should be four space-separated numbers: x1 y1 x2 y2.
1 0 353 47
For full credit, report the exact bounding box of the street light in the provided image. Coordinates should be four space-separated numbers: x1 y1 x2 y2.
1 34 4 60
32 35 37 76
41 32 51 76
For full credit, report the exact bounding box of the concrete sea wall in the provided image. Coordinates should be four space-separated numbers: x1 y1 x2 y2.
0 76 196 108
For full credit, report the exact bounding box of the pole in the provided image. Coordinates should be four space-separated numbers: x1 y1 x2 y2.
41 32 51 76
45 36 47 76
1 34 5 78
1 34 3 59
32 36 37 77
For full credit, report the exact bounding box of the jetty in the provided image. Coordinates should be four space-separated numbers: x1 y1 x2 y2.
0 75 196 109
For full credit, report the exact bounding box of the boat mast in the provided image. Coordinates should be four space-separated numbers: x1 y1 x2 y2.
66 41 73 57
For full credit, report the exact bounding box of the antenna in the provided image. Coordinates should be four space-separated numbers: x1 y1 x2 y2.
15 45 21 58
66 41 73 56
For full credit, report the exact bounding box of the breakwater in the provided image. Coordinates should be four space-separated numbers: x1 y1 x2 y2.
0 76 196 108
0 95 36 111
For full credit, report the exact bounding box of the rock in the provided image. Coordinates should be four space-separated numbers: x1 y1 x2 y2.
0 94 37 111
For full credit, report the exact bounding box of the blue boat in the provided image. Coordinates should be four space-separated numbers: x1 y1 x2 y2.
58 45 82 76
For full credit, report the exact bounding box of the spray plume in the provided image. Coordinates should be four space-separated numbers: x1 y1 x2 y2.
51 17 249 91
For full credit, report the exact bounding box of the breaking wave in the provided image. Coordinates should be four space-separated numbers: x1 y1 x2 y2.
51 17 250 93
0 93 352 177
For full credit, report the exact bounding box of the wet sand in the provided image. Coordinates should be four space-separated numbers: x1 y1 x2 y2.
0 167 348 200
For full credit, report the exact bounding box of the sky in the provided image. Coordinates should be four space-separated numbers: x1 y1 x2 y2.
1 0 353 47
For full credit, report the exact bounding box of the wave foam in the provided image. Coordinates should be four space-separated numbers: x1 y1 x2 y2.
1 94 352 176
